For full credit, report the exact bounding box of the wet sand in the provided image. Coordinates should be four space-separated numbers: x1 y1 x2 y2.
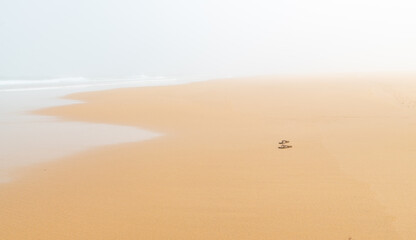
1 76 416 239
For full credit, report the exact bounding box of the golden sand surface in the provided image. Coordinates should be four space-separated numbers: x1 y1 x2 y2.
1 76 416 239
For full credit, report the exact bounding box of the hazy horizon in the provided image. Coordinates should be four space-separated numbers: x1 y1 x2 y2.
1 0 415 78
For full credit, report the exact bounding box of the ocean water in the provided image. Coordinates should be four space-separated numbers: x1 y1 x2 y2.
0 75 211 182
0 75 195 92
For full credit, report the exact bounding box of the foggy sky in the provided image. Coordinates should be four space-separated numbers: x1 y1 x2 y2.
1 0 415 78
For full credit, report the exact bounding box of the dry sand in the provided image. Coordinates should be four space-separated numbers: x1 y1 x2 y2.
1 76 416 239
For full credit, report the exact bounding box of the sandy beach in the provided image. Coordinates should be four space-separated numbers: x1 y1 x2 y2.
1 76 416 239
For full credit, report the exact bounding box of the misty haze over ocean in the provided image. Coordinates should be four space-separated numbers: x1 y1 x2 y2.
1 0 416 80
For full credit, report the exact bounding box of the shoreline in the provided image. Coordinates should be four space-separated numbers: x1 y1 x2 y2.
2 76 416 239
0 76 208 182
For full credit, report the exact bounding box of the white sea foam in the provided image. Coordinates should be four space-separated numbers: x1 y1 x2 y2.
0 77 89 85
0 76 185 92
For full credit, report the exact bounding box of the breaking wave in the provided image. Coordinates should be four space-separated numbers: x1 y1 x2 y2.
0 75 183 92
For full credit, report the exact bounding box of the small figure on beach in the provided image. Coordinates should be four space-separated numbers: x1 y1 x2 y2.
278 139 292 149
